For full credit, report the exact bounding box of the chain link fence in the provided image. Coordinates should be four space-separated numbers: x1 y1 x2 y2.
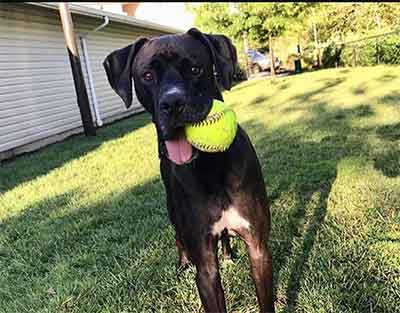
319 29 400 68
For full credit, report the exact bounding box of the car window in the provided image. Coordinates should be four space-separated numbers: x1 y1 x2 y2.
255 51 265 58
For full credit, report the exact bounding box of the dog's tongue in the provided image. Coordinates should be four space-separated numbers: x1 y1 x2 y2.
165 130 193 165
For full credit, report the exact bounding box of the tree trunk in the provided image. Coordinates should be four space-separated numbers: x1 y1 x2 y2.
374 4 381 65
243 32 251 78
312 9 321 68
269 33 276 78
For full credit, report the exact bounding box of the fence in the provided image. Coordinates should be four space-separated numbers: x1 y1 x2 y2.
319 29 400 68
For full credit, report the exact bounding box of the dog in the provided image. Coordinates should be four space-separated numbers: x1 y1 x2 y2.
103 28 275 313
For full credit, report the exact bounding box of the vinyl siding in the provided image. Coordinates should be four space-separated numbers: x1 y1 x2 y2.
0 4 81 153
73 14 170 122
0 3 174 158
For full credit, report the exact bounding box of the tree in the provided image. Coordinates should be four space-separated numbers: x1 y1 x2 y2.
189 3 400 72
190 3 313 77
313 3 400 43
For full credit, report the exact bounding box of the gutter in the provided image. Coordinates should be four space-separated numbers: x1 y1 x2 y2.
26 2 184 34
78 16 109 127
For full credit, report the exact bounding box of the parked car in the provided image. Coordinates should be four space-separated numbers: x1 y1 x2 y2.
247 49 281 73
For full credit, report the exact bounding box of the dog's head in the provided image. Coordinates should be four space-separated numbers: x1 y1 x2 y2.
103 28 237 164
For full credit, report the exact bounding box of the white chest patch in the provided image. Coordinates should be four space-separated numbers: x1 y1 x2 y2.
211 206 250 236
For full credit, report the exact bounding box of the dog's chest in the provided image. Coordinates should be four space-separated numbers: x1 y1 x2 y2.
211 205 250 236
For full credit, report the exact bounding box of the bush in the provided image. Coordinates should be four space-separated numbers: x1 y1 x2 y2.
342 42 376 67
321 42 344 68
320 34 400 68
322 34 400 68
301 44 316 70
379 35 400 64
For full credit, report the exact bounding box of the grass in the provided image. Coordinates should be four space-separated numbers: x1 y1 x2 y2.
1 65 400 313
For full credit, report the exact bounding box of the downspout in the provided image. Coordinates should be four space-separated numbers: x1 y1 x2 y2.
79 16 109 127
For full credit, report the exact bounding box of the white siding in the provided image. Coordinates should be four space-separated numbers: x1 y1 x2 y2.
73 14 169 123
0 3 173 158
0 4 82 153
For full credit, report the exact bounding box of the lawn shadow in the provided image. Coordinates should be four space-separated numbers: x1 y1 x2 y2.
230 79 264 93
240 100 380 312
242 118 334 311
373 147 400 178
352 82 367 95
377 73 398 82
277 81 292 91
0 175 180 312
289 77 346 103
338 68 351 74
373 123 400 178
251 95 270 106
0 113 151 195
378 91 400 106
376 123 400 141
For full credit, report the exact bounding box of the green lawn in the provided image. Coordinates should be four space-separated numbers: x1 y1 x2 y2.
1 65 400 313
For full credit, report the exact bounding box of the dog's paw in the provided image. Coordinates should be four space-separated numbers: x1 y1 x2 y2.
176 261 192 278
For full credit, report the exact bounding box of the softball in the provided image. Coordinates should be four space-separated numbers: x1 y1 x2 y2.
185 100 237 152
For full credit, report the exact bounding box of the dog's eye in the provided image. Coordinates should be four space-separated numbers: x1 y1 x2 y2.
191 66 202 76
143 72 154 82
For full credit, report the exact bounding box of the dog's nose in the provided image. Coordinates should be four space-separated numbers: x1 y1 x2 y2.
159 87 186 116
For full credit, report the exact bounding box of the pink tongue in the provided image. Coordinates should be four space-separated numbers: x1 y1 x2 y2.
165 131 193 165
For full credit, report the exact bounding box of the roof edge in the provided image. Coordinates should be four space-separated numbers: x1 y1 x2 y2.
26 2 185 34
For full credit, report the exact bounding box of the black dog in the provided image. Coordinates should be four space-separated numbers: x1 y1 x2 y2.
103 28 275 313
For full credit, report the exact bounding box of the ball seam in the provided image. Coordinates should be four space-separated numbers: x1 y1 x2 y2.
190 141 228 152
191 111 224 128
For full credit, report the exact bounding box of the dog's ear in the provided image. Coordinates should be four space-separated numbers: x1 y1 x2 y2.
210 34 240 87
221 35 239 72
187 28 234 96
103 37 148 108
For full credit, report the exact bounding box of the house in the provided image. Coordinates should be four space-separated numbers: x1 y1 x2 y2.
77 2 196 30
76 2 140 16
0 2 181 161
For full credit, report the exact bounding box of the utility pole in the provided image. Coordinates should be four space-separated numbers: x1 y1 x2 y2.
59 3 96 136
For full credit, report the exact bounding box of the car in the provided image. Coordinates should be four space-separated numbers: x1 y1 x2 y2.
247 49 281 74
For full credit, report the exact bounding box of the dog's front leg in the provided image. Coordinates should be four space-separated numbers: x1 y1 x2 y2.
193 234 227 313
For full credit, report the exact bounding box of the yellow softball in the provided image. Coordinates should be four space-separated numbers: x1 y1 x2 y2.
185 100 237 152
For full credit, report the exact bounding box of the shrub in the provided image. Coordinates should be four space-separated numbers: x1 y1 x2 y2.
321 42 344 68
321 34 400 68
379 35 400 64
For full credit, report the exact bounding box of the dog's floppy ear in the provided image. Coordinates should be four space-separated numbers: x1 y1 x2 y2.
103 37 148 108
221 35 239 71
187 28 234 96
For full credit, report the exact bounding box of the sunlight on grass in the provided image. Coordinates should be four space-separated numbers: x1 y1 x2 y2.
1 66 399 313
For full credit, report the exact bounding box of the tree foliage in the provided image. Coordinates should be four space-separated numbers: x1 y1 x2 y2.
189 3 400 69
190 3 400 45
311 3 400 45
190 3 315 49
